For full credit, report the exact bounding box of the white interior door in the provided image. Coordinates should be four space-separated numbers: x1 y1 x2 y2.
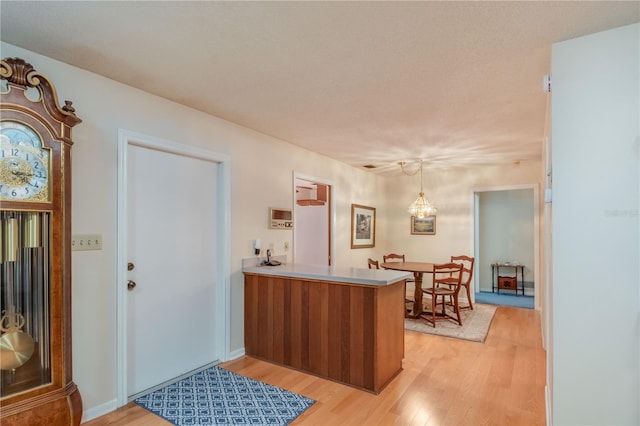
126 143 219 397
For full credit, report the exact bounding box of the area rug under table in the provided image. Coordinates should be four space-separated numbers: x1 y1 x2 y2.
135 365 315 425
404 302 497 343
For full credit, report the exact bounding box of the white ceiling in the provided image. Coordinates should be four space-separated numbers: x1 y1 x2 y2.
1 1 638 175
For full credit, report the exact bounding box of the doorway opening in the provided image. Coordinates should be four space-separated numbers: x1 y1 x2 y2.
116 129 231 406
292 173 333 266
473 185 539 309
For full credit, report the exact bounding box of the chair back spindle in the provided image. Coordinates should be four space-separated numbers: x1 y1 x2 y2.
450 255 475 310
367 258 380 269
420 262 464 327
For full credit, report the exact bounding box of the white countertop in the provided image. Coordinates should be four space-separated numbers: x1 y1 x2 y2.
242 263 412 286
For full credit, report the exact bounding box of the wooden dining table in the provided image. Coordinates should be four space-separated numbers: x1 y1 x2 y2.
380 261 436 319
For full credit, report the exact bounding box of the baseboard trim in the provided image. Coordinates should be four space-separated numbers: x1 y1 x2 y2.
81 398 118 423
228 347 245 360
545 385 551 426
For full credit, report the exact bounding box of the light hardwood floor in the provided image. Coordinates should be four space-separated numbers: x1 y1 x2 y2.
84 306 546 425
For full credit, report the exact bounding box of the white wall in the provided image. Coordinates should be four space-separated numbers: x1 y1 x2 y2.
1 42 388 419
382 162 542 266
551 23 639 425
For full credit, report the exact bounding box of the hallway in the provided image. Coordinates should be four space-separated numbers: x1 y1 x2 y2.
86 306 546 425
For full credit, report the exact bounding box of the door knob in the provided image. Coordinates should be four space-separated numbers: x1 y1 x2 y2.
127 280 137 291
128 262 135 271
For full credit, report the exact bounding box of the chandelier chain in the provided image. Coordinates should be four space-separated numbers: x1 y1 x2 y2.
400 159 436 218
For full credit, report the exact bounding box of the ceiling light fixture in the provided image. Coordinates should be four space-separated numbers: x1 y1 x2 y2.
399 160 437 218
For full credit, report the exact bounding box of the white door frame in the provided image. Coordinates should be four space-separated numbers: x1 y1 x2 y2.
471 184 540 309
116 129 231 406
292 171 335 265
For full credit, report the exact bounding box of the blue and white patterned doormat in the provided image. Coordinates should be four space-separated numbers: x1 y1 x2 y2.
135 365 316 425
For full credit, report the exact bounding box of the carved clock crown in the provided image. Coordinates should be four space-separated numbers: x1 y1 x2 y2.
1 57 81 128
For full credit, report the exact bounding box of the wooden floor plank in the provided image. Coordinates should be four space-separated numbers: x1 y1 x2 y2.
84 306 546 425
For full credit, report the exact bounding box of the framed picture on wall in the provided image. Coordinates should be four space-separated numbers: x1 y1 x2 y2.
411 215 436 235
351 204 376 248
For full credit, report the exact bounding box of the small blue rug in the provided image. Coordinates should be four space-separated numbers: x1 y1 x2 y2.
476 291 534 309
135 365 315 425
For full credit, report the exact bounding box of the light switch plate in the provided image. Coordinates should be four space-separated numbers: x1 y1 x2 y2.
72 234 102 251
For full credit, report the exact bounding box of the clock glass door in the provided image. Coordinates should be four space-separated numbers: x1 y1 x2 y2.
1 211 51 397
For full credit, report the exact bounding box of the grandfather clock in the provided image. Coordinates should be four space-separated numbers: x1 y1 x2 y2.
0 58 82 424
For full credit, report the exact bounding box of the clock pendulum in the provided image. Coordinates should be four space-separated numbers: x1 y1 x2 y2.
0 211 46 375
0 306 35 371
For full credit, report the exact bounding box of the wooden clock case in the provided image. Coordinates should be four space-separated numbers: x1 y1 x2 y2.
0 58 82 425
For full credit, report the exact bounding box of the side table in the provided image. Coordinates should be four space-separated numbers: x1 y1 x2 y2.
491 263 525 295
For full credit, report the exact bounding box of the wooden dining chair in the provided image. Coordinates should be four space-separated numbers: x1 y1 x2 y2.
383 253 414 317
420 262 464 327
383 253 405 263
367 258 379 269
450 255 475 310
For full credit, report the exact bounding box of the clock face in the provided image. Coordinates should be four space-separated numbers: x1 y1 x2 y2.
0 121 50 201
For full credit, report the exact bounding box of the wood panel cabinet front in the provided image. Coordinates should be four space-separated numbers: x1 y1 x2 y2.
244 273 404 393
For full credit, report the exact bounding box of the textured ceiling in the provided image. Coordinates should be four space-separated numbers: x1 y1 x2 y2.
1 1 638 175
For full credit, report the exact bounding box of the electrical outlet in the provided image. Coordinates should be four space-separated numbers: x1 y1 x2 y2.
72 234 102 251
284 242 289 251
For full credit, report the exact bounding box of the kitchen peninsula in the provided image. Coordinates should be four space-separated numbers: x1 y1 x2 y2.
243 263 411 393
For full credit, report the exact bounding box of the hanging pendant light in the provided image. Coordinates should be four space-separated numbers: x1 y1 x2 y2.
400 160 437 218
